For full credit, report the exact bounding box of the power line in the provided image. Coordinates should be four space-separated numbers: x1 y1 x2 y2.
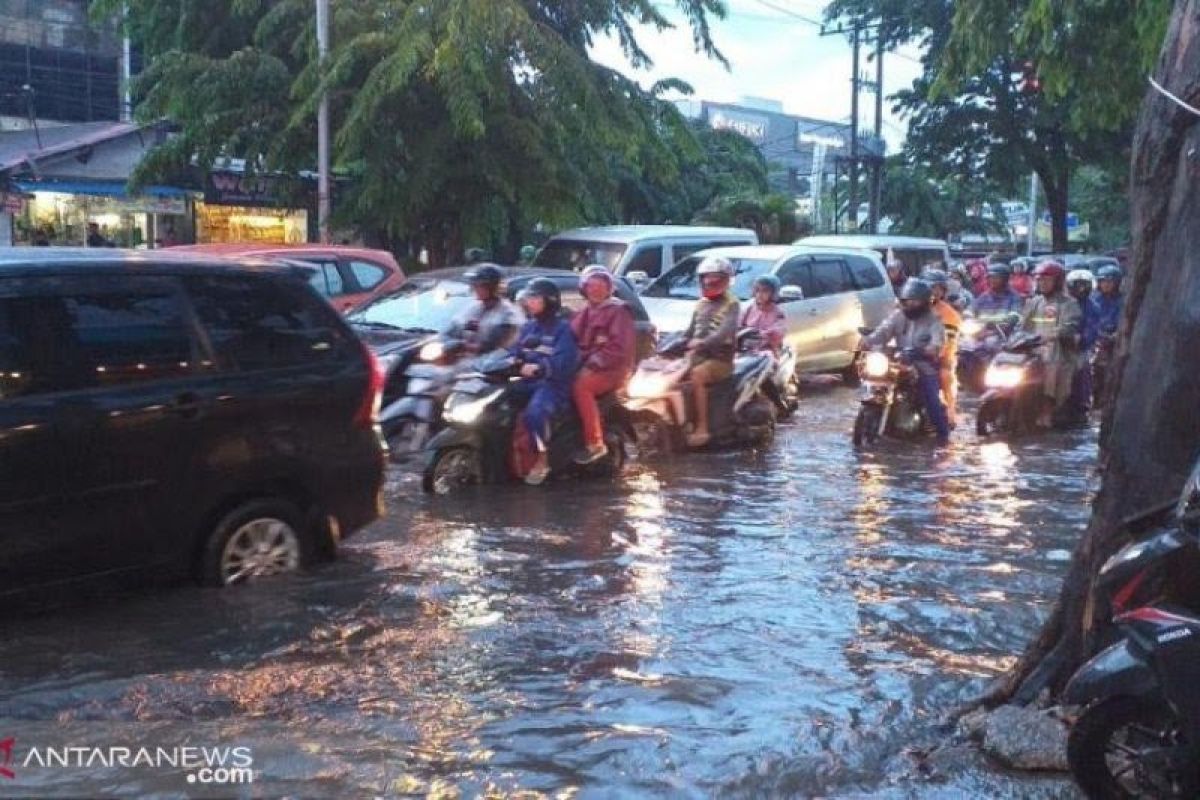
742 0 823 27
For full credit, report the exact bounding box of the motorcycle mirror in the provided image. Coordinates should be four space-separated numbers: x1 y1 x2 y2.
779 285 804 303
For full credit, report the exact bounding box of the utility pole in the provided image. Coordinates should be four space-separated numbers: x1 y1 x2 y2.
120 4 132 122
848 27 861 233
869 33 884 233
316 0 331 244
1026 172 1038 256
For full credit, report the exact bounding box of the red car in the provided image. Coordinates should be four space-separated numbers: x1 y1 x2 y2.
169 244 405 313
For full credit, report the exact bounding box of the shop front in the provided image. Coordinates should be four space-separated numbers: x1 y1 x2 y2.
196 171 310 245
10 178 191 247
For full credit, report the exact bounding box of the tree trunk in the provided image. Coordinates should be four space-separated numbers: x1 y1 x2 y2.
979 0 1200 708
1041 170 1070 253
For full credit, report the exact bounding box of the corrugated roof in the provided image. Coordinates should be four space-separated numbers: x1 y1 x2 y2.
0 121 144 173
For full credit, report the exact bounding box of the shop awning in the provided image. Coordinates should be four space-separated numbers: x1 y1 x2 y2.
10 179 192 199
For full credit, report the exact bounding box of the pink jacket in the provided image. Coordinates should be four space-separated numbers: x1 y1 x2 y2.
570 298 637 377
741 303 786 353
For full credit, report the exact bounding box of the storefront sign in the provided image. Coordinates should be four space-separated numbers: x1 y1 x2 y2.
204 171 298 207
0 193 28 214
709 110 769 144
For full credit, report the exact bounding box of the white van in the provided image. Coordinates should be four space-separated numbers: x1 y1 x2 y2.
533 225 758 287
796 235 950 279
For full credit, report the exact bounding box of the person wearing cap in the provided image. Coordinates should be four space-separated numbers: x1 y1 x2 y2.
443 264 522 355
682 255 740 447
570 265 637 465
864 278 951 444
1021 260 1082 428
924 269 962 428
971 263 1025 333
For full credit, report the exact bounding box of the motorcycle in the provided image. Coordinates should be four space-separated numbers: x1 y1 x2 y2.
379 337 463 461
622 332 776 454
1062 460 1200 798
956 314 1017 395
851 335 937 448
738 329 799 418
421 351 629 494
975 332 1046 437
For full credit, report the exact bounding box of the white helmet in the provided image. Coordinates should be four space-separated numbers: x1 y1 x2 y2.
697 255 735 277
1066 269 1095 290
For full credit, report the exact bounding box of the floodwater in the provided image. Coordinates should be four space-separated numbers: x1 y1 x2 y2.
0 386 1092 798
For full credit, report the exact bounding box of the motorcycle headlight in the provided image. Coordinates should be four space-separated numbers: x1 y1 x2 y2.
627 372 671 399
984 364 1026 389
418 341 445 362
862 352 891 379
444 390 500 424
961 319 983 337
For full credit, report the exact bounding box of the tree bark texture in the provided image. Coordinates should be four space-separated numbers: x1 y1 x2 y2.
982 0 1200 707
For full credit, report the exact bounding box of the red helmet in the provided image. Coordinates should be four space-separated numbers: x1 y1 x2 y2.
1033 260 1065 280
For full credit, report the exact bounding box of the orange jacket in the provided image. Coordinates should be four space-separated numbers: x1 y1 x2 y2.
932 299 961 366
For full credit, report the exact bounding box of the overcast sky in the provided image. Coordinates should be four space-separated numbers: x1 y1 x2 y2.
590 0 926 151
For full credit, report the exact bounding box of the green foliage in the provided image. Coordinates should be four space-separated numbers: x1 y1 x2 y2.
1071 165 1130 251
95 0 728 263
879 155 1008 240
692 192 805 244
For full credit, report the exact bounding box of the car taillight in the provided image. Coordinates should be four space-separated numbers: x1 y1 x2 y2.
355 343 385 429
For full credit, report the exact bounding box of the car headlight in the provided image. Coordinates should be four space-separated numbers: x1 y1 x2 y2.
862 351 891 379
418 341 445 362
984 364 1026 389
961 319 983 337
444 390 500 424
627 372 671 398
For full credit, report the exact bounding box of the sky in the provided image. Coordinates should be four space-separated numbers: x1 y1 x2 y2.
589 0 926 152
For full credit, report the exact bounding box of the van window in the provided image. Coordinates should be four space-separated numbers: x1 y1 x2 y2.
185 275 350 370
533 240 627 272
774 258 813 297
879 248 944 278
0 280 195 398
847 255 885 289
626 245 664 278
348 260 387 290
643 256 773 301
305 261 346 296
808 259 855 298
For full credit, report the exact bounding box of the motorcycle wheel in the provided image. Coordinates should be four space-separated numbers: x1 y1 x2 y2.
633 419 673 459
1068 695 1192 799
976 399 1007 437
852 405 882 448
421 447 481 495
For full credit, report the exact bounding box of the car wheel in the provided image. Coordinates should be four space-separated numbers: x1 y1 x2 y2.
199 499 312 587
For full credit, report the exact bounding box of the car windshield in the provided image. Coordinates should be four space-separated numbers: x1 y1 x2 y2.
642 256 774 301
348 278 475 333
533 240 627 272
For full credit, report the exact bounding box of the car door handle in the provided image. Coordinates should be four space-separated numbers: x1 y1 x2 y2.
169 391 204 419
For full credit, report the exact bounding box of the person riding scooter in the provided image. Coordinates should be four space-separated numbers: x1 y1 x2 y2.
509 279 580 485
443 264 522 356
864 278 952 445
1010 259 1034 298
1066 269 1098 418
1091 264 1124 408
1020 260 1082 429
885 259 907 297
570 265 637 465
924 269 962 429
682 256 740 447
971 263 1025 331
741 274 787 355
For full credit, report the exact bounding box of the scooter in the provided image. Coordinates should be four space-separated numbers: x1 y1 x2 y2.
975 332 1046 437
421 351 629 494
622 332 776 455
738 329 799 418
851 340 937 448
1062 462 1200 797
956 314 1017 395
379 337 463 461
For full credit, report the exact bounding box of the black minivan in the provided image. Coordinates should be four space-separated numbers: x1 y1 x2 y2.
0 248 386 594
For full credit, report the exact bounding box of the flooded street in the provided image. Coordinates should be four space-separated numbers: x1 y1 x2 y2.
1 386 1093 797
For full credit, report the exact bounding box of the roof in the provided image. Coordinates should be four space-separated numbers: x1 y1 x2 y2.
0 121 149 174
408 265 599 282
168 243 401 266
797 234 950 249
546 225 757 244
663 243 884 264
0 246 306 277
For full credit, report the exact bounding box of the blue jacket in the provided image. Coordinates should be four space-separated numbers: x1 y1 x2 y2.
510 315 579 396
971 289 1025 323
1092 292 1122 338
1077 295 1099 350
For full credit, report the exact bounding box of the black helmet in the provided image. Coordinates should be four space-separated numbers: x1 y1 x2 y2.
520 277 562 317
466 264 504 289
899 278 932 302
922 268 949 287
986 263 1011 278
1097 264 1122 282
752 274 781 300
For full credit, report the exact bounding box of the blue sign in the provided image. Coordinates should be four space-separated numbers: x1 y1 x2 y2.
1041 212 1081 229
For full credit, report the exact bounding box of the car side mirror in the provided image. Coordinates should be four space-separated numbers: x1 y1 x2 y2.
626 270 650 287
779 285 804 303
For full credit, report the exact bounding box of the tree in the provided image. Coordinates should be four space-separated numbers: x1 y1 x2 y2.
97 0 728 265
878 155 1008 241
826 0 1170 251
975 0 1200 707
1070 165 1130 252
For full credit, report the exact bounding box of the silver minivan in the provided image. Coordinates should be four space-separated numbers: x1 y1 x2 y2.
796 235 950 279
533 225 758 287
639 244 896 376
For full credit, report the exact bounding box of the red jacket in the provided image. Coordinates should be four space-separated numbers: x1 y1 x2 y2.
570 298 636 377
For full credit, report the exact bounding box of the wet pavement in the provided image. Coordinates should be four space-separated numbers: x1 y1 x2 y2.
0 385 1093 797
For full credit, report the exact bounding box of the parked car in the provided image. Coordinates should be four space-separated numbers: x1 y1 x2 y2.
348 266 658 415
533 225 758 289
796 235 951 280
168 244 406 313
639 245 896 377
0 248 386 595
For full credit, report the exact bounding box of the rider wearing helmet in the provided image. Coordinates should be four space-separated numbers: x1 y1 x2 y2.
570 265 637 465
683 255 740 447
741 274 787 355
444 264 521 354
971 263 1025 332
864 278 951 444
1093 264 1124 337
510 278 580 484
1021 260 1083 428
885 259 907 296
947 263 974 312
924 268 962 428
1010 259 1034 298
1066 269 1099 417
